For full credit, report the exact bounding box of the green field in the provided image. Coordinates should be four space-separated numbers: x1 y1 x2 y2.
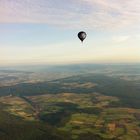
0 92 140 140
0 65 140 140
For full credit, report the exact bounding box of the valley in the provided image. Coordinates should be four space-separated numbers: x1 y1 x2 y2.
0 64 140 140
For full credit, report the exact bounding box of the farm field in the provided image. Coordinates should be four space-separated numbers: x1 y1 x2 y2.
0 92 140 140
0 64 140 140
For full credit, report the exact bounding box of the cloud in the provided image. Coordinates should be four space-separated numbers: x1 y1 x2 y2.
0 0 140 30
112 35 130 43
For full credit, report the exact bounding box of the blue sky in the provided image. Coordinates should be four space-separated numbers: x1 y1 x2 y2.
0 0 140 65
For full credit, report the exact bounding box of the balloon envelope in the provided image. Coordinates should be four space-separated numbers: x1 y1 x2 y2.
78 31 87 42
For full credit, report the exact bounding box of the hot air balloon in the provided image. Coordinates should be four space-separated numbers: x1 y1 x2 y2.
78 31 87 43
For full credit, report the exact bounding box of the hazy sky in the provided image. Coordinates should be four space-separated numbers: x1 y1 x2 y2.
0 0 140 65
